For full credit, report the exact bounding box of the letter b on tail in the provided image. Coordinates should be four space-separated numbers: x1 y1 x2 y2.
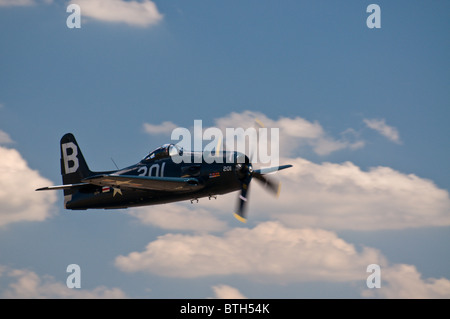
60 133 92 185
62 142 79 174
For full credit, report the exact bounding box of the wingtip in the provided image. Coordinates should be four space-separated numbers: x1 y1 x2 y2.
234 213 247 223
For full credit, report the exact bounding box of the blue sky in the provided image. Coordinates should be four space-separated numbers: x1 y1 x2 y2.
0 0 449 298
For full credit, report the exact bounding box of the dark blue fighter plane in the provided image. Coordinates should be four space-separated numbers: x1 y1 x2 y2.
36 133 292 222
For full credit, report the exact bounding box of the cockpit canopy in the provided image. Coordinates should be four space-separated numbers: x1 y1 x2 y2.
142 144 183 162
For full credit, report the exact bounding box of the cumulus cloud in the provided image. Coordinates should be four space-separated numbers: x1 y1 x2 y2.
142 111 364 157
129 203 228 233
0 146 57 227
253 157 450 230
140 110 369 163
214 111 365 157
0 267 127 298
115 221 386 282
364 118 401 144
71 0 163 27
115 222 450 298
143 121 178 135
210 285 247 299
362 264 450 299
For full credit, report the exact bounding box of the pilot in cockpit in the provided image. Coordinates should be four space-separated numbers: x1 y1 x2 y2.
143 144 183 162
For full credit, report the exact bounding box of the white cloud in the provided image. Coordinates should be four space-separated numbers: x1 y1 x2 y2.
362 264 450 299
253 157 450 230
210 284 247 299
129 203 228 233
115 221 450 298
0 130 13 144
1 267 127 298
115 221 386 282
141 111 365 157
214 111 365 156
71 0 163 27
0 146 57 227
364 118 401 144
143 121 178 135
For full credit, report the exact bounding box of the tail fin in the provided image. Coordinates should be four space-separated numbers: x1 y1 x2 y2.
60 133 93 187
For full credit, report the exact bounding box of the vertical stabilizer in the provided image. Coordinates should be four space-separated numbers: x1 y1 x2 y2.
60 133 93 188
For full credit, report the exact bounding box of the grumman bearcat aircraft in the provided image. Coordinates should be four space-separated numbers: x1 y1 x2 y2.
36 133 292 222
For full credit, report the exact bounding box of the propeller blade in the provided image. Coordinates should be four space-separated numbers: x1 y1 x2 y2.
215 137 222 157
234 177 251 223
253 172 281 197
253 164 292 175
231 117 293 222
254 118 265 128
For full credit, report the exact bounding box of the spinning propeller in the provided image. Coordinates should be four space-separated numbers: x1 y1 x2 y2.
234 154 292 222
232 119 292 223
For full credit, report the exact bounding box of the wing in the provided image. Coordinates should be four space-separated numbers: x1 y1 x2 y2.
36 183 90 191
82 174 202 192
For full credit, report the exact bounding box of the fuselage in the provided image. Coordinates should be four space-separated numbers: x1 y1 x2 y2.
65 151 243 210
